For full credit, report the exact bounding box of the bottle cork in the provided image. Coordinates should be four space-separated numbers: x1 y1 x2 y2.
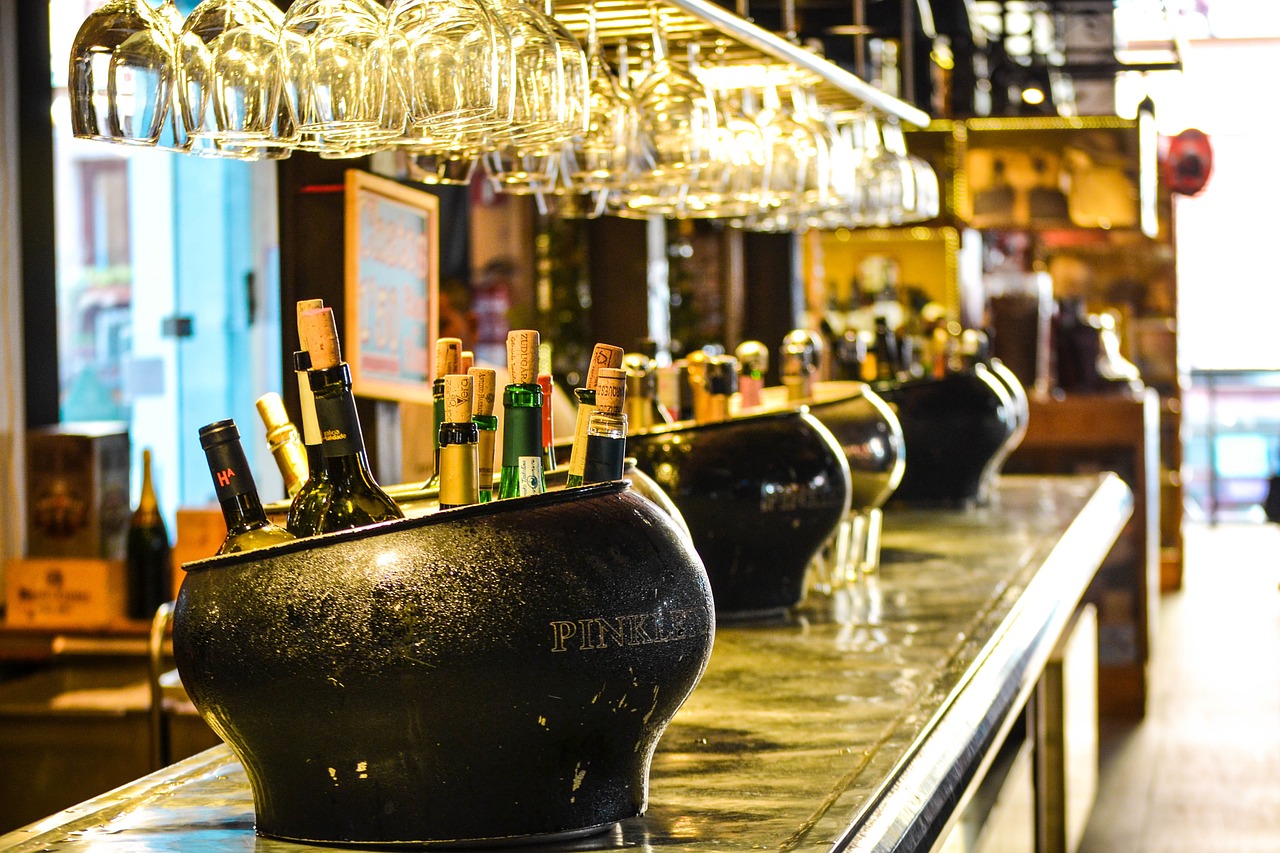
469 367 496 417
295 299 324 350
444 374 474 423
595 368 626 414
300 307 342 369
436 337 462 378
460 351 474 373
507 330 540 385
584 343 625 390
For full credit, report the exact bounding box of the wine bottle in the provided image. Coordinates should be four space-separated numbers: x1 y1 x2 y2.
255 391 308 498
126 448 172 620
582 368 628 484
566 342 624 487
287 299 330 537
498 330 547 499
299 307 404 532
734 341 768 410
538 373 557 472
622 352 665 431
460 350 474 374
873 316 898 382
426 337 463 489
199 419 296 554
469 367 498 503
438 374 480 510
699 355 738 422
287 350 332 536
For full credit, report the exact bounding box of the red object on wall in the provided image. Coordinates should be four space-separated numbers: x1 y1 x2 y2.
1162 129 1213 196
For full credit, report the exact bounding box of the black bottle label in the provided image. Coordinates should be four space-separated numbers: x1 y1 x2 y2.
314 392 365 458
204 441 255 501
583 436 626 484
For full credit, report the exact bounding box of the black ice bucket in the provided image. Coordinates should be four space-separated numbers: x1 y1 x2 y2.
174 482 715 847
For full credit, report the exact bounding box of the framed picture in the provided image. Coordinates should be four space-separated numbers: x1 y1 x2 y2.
344 169 438 404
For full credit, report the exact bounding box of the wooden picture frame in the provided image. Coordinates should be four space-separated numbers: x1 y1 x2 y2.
344 169 438 404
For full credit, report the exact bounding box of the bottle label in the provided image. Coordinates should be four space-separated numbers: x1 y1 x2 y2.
567 402 596 478
582 435 626 484
517 457 544 496
314 391 365 458
204 441 256 501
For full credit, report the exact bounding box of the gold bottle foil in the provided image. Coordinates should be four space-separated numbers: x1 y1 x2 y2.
438 443 479 507
256 392 308 496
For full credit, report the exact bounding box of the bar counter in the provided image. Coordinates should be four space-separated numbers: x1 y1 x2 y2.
0 474 1131 853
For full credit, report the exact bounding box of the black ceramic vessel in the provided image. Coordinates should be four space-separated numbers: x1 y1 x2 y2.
874 364 1018 505
777 381 906 512
627 409 851 617
174 482 714 847
982 359 1030 500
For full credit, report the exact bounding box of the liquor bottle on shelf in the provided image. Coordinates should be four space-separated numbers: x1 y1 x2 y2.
438 374 480 510
582 367 628 485
734 341 768 410
126 448 172 619
296 306 404 533
255 391 308 498
199 419 296 554
498 329 547 499
426 337 463 489
469 367 498 503
566 342 625 487
872 316 899 382
538 373 556 472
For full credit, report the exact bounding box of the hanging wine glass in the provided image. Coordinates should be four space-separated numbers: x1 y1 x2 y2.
69 0 175 146
281 0 404 155
559 3 631 194
486 0 569 149
387 0 504 139
630 3 719 194
179 0 295 149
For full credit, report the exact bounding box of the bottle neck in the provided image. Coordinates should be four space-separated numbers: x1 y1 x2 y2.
203 434 269 531
138 451 159 518
220 492 271 535
309 364 374 471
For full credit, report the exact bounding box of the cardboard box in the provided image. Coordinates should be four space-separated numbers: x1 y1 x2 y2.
5 558 126 628
26 423 130 560
172 506 227 599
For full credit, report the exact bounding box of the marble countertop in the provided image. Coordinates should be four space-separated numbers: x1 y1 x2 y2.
0 475 1132 853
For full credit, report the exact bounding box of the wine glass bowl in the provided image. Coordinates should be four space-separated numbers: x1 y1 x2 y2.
69 0 175 145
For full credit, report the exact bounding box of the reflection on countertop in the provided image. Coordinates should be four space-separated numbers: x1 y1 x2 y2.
0 475 1132 853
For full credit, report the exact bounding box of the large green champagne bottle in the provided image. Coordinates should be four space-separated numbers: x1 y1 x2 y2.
497 330 546 499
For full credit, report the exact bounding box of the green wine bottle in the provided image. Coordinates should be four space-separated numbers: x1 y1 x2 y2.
126 448 172 619
199 419 296 554
498 330 546 499
469 367 498 503
299 306 404 532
